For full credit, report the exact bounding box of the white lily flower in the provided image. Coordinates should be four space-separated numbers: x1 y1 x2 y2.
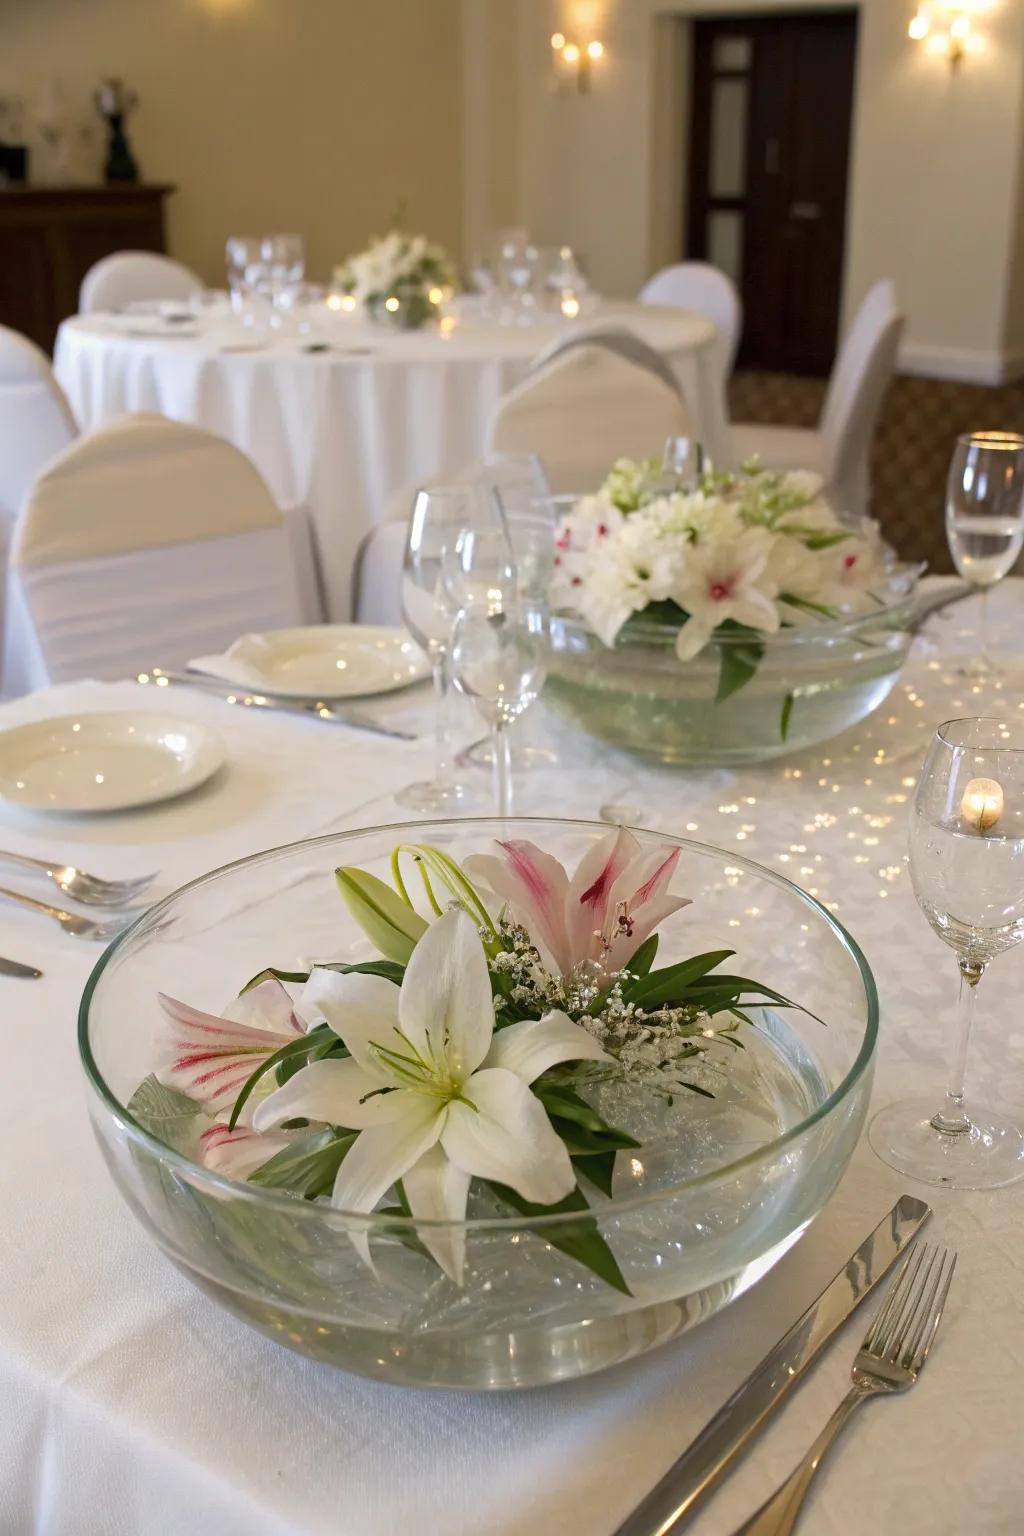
252 909 609 1283
672 529 780 661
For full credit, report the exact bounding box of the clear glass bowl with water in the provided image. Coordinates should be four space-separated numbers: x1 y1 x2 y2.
79 818 877 1389
547 592 922 766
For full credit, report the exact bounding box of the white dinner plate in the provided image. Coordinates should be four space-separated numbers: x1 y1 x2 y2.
189 625 430 700
0 713 225 814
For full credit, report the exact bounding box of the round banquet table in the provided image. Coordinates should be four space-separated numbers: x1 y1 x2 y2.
1 578 1024 1535
54 302 729 621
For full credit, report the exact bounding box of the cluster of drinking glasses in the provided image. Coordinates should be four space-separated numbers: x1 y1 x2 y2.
397 453 556 819
225 234 308 328
469 229 593 326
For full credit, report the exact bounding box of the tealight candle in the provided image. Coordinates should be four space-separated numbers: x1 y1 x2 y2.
961 776 1004 833
560 292 581 319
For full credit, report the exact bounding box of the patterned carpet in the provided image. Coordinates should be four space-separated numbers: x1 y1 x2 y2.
729 371 1024 574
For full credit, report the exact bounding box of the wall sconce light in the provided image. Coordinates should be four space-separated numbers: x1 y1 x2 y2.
907 3 989 66
551 31 605 92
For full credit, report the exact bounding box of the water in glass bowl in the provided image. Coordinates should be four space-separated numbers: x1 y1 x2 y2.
946 515 1024 586
909 805 1024 960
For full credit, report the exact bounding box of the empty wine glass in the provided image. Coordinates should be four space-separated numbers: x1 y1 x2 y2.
396 485 496 812
869 717 1024 1188
225 236 268 327
497 234 539 323
661 435 708 491
447 529 549 817
261 234 306 324
945 431 1024 675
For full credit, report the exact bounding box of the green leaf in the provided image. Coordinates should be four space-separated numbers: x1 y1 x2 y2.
228 1024 337 1130
626 950 735 1008
715 635 764 703
626 932 659 976
240 958 405 994
485 1181 631 1295
247 1129 357 1198
376 1179 433 1262
573 1150 616 1197
780 691 795 741
126 1074 210 1155
532 1084 639 1151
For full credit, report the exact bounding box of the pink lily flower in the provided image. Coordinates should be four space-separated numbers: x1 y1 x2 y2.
155 978 306 1123
195 1120 302 1180
464 827 691 980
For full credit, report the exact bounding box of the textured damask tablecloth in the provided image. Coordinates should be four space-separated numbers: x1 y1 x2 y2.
1 581 1022 1535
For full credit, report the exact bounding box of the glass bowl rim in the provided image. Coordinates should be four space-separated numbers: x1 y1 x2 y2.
78 816 879 1232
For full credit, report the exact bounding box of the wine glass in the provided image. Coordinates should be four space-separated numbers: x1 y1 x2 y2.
225 236 268 327
446 529 549 817
869 717 1024 1188
497 234 539 323
395 485 497 812
261 234 306 324
945 431 1024 675
661 435 708 491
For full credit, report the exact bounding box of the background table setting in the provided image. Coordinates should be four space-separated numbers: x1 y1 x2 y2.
1 566 1024 1533
54 225 729 622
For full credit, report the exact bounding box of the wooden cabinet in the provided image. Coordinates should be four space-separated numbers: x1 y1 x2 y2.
0 184 174 353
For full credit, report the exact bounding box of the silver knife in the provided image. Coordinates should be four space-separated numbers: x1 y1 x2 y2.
0 955 43 979
136 670 419 741
613 1194 931 1536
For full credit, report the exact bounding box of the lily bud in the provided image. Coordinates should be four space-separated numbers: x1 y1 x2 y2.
334 867 428 964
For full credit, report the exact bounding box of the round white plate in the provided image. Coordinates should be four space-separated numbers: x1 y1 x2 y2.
0 712 225 813
191 625 430 700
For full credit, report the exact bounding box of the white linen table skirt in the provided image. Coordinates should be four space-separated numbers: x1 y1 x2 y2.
53 303 730 622
2 580 1022 1535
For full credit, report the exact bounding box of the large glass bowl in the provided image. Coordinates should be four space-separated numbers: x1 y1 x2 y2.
80 817 877 1390
547 596 920 765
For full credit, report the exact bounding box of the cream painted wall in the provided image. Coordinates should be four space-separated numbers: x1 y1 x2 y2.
0 0 464 284
484 0 1024 382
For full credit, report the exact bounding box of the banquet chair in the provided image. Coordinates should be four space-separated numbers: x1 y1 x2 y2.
731 280 904 521
7 414 316 691
528 325 684 400
487 345 692 493
0 324 78 524
638 262 742 385
79 252 203 314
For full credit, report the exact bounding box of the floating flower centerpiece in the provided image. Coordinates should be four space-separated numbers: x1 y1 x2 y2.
334 229 455 330
133 831 807 1294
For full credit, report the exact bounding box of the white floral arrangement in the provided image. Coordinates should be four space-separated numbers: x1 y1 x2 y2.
334 229 455 329
551 459 894 702
130 833 803 1293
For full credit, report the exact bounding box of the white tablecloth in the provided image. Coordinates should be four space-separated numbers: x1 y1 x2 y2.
2 581 1023 1536
54 303 728 622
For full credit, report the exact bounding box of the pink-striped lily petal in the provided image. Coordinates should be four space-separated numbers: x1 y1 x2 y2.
155 982 304 1116
464 841 573 976
222 978 303 1035
198 1121 300 1180
484 1010 609 1084
252 1058 416 1133
402 1144 472 1285
441 1067 576 1206
565 827 639 965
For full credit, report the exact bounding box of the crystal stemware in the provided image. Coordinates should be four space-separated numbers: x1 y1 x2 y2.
945 431 1024 675
869 716 1024 1188
446 529 549 817
661 435 709 491
395 485 496 812
225 235 268 328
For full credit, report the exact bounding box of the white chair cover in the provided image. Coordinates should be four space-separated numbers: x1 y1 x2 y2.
7 415 311 691
529 325 684 399
732 280 903 520
638 262 742 384
79 252 202 314
487 346 692 494
352 521 408 626
0 325 78 524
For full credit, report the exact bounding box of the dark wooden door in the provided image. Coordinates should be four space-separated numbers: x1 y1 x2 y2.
687 11 858 376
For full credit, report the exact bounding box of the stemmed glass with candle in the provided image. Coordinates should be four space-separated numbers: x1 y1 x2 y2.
945 431 1024 674
869 717 1024 1187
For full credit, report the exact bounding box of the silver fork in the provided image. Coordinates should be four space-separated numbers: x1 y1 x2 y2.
733 1243 957 1536
0 885 133 942
0 851 157 908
